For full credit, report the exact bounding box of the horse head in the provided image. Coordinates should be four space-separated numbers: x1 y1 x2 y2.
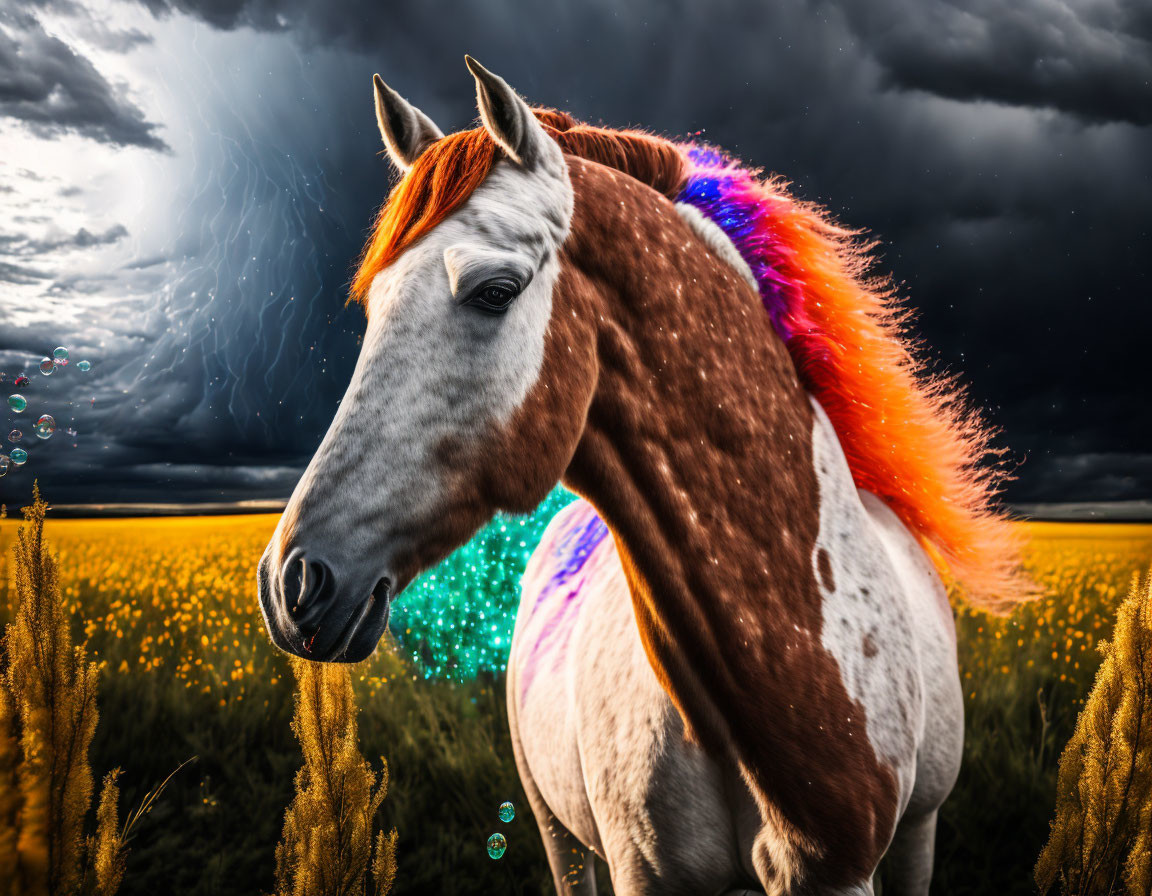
257 60 595 662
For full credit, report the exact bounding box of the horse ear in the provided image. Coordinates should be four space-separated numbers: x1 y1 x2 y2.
373 74 443 173
464 55 550 167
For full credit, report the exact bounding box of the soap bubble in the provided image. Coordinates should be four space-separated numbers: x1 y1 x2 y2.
498 801 515 823
14 375 28 388
486 832 507 860
8 429 21 443
34 415 55 440
53 346 68 361
7 394 26 412
77 360 91 372
0 455 8 476
10 448 27 465
39 357 54 375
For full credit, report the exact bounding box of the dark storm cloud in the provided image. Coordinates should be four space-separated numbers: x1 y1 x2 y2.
0 7 167 149
832 0 1152 125
137 0 1152 122
0 259 50 283
1026 452 1152 504
83 23 154 53
135 0 286 31
6 223 129 256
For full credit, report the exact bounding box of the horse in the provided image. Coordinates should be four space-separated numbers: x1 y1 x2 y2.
257 57 1032 895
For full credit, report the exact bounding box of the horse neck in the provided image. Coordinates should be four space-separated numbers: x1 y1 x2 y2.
556 157 897 878
559 157 825 711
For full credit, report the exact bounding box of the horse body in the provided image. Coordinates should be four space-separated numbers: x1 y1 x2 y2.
503 154 959 893
257 59 1028 896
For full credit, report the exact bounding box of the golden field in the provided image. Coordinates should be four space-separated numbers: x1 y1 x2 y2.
0 515 1148 703
0 512 1149 896
2 514 283 700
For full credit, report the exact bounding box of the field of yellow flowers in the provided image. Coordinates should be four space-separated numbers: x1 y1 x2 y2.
0 513 1150 895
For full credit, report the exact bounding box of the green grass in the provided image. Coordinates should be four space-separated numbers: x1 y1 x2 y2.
91 650 557 896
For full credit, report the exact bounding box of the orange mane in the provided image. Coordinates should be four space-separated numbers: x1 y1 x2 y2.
751 177 1033 610
351 112 1033 611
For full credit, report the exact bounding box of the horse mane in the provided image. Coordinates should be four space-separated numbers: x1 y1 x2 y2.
352 111 1033 611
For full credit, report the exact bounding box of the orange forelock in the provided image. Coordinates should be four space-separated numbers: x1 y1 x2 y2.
351 128 499 304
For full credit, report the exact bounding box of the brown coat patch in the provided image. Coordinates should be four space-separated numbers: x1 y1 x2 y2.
817 547 836 592
553 157 898 887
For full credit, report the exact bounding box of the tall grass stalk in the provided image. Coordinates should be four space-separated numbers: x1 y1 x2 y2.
275 657 397 896
1036 568 1152 895
0 484 127 895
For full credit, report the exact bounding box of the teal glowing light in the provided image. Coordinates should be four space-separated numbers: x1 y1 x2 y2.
486 832 507 860
391 485 577 679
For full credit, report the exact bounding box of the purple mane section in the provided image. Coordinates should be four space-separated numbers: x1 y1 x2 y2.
675 144 818 346
518 500 610 700
535 505 610 602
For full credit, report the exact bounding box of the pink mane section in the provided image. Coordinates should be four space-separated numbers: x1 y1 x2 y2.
677 146 1033 611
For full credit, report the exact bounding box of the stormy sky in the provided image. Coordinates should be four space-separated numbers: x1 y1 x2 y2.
0 0 1149 508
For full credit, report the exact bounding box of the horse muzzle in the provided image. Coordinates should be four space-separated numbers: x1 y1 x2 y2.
257 546 394 663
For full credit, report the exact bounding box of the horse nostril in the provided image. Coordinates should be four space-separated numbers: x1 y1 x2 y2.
282 555 335 628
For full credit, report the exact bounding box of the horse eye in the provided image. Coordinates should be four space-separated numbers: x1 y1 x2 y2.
481 285 512 303
462 277 521 315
